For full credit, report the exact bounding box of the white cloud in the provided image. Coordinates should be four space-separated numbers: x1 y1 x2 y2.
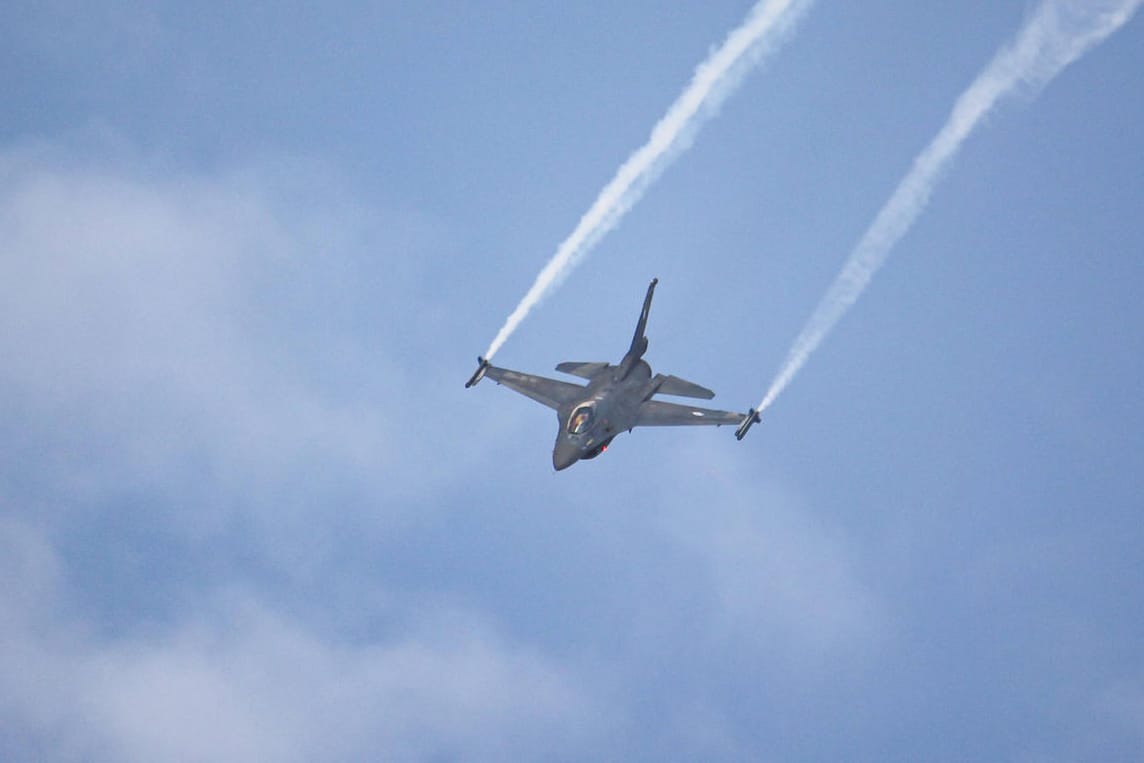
0 145 473 547
0 517 605 762
0 144 620 760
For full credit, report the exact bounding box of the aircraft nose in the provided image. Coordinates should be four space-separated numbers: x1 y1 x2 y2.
552 442 579 471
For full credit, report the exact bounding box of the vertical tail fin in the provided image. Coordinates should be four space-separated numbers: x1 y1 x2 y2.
628 277 657 359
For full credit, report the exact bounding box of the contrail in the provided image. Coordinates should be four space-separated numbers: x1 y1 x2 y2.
485 0 815 361
756 0 1142 415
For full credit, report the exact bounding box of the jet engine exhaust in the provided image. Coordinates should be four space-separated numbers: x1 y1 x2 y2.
752 0 1142 418
482 0 815 362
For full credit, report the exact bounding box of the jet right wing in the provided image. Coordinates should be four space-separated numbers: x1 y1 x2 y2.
484 365 586 411
634 399 744 427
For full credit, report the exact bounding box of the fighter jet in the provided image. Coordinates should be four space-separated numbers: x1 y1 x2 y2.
466 278 755 470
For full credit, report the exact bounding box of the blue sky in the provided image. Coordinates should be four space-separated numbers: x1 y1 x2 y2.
2 1 1143 760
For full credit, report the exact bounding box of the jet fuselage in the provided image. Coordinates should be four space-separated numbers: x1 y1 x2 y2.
551 359 655 470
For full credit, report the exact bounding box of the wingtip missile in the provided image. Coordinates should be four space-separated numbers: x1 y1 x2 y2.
735 408 761 441
466 357 490 388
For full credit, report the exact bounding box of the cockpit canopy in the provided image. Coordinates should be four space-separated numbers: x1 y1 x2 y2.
567 404 595 435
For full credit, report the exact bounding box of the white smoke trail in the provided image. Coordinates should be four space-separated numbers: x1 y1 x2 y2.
485 0 815 360
756 0 1142 414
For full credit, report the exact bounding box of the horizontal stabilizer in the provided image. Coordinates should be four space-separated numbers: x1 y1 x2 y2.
654 374 715 400
556 361 610 380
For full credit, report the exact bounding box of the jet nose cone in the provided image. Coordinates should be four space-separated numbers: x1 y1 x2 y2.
552 443 579 471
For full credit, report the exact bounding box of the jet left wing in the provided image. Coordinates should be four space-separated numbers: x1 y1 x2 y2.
634 399 744 427
484 365 586 411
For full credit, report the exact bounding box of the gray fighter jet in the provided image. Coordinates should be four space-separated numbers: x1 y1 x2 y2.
466 278 756 470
